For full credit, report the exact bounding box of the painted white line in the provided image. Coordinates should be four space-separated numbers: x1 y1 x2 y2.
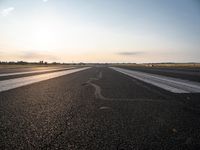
110 67 200 93
0 67 90 92
0 67 75 77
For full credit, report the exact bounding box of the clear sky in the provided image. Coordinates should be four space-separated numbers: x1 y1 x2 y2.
0 0 200 63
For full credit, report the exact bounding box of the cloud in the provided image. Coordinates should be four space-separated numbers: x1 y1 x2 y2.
117 51 144 56
42 0 49 2
1 7 15 17
0 50 58 62
20 51 57 61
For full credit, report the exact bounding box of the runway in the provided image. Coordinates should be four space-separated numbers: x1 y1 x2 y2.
0 66 200 149
111 67 200 93
0 67 75 77
0 67 90 92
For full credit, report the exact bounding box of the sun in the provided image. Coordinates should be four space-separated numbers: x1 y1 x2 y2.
31 21 59 50
23 15 66 52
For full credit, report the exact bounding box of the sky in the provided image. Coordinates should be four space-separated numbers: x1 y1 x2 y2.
0 0 200 63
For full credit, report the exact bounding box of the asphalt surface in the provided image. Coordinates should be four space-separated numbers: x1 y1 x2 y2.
118 66 200 82
0 67 200 149
0 67 61 74
0 67 76 81
0 67 89 93
111 67 200 93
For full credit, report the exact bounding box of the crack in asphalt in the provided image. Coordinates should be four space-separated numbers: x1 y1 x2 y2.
85 71 200 116
85 70 200 148
86 71 164 102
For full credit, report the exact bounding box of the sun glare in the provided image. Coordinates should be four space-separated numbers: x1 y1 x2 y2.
22 15 66 51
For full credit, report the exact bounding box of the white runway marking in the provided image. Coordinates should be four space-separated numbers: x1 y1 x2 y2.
0 67 90 92
0 67 75 77
110 67 200 93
